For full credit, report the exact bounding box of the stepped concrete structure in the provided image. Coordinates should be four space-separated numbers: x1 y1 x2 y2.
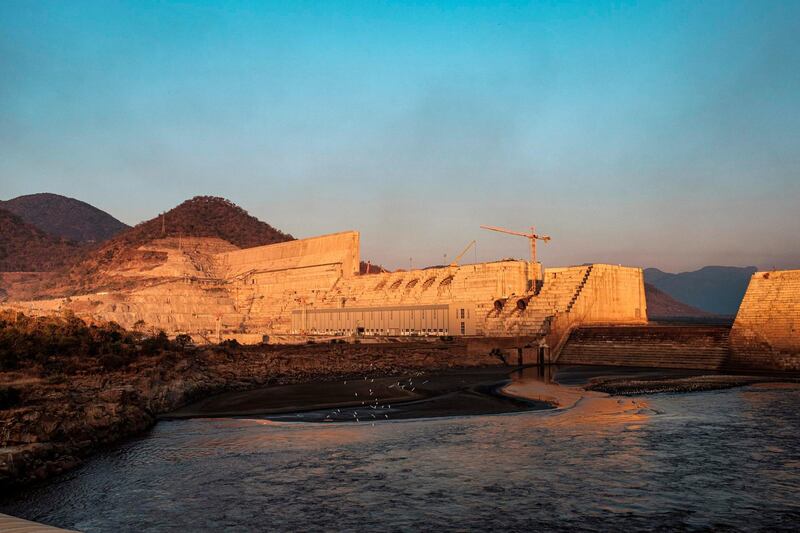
556 269 800 372
4 230 647 345
558 325 733 370
729 270 800 370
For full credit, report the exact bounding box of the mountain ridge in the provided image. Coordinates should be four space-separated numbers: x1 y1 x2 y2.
643 283 714 318
644 265 757 315
0 193 129 243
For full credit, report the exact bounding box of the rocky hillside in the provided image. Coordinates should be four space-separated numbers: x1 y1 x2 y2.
645 266 757 316
0 208 83 272
644 283 714 318
0 193 129 243
57 196 293 294
114 196 291 249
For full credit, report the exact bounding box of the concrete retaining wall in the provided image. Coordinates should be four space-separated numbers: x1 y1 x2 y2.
729 270 800 371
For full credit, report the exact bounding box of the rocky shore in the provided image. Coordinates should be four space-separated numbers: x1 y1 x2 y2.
585 373 800 395
0 340 502 490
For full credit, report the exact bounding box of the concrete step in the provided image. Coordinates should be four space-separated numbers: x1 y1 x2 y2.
558 325 733 370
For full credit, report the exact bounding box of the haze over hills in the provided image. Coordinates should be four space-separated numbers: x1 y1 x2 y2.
643 283 714 319
0 193 129 243
644 266 758 316
0 208 83 272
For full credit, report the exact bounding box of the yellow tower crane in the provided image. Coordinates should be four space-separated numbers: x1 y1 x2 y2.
450 240 476 267
480 225 551 264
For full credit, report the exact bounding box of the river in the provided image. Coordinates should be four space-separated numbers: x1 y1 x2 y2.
3 366 799 531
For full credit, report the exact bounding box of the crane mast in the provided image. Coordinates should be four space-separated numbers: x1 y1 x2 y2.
480 225 551 264
450 240 476 267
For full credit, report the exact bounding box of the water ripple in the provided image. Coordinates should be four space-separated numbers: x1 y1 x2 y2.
3 378 800 531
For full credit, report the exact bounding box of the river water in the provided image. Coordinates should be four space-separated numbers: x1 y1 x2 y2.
3 367 800 531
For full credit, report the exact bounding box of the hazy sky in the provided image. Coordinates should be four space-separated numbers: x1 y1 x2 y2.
2 1 799 272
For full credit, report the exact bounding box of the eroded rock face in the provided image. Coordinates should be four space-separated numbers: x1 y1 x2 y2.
0 342 500 488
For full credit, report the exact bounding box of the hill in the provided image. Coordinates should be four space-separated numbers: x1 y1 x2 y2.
0 193 129 243
644 266 757 316
0 208 83 272
107 196 292 250
644 283 714 318
58 196 293 294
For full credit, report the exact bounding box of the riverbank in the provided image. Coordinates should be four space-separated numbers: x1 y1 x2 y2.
583 372 800 395
0 339 504 490
167 367 551 422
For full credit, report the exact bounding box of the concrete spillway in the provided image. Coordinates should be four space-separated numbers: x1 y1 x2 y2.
557 325 733 370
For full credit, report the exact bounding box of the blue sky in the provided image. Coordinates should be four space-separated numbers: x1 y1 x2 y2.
2 1 799 271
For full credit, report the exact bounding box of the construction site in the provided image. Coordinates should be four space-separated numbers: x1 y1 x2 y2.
5 222 799 371
6 224 642 347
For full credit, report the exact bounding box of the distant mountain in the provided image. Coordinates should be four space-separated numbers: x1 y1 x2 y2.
59 196 293 294
0 208 83 272
0 193 129 243
644 266 757 316
644 283 713 318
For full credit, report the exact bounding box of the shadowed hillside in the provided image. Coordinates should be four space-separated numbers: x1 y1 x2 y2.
0 193 129 243
645 266 757 315
0 208 83 272
644 283 713 318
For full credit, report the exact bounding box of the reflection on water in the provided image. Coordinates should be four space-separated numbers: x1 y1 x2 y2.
2 370 800 531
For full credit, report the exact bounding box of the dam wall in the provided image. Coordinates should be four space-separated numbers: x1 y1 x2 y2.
215 231 360 279
729 270 800 371
4 232 649 343
557 325 732 369
543 264 647 358
239 259 534 335
485 264 646 339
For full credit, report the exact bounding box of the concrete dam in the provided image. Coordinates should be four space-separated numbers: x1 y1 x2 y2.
7 231 798 371
8 230 646 348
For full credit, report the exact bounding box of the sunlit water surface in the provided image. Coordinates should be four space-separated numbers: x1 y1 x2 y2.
3 369 800 532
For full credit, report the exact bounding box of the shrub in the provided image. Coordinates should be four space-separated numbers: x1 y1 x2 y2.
141 330 170 355
100 353 128 371
219 338 241 348
0 386 21 410
175 334 193 348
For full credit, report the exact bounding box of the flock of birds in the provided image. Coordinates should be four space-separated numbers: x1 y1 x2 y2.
314 374 430 425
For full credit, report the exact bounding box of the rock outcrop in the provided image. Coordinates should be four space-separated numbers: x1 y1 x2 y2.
0 341 500 488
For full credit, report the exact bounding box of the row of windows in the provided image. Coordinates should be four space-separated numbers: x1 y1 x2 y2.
305 328 450 336
304 308 448 321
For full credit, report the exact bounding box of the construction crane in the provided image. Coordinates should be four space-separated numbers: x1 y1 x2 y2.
450 240 476 267
480 225 551 264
